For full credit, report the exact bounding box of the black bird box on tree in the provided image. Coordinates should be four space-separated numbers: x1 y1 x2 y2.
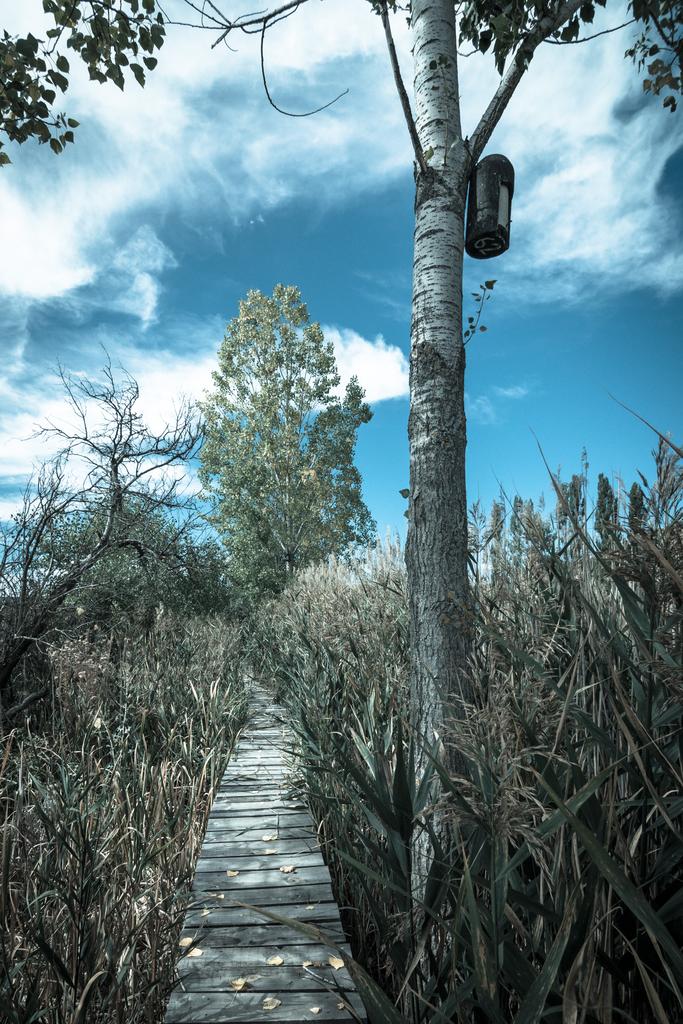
465 154 515 259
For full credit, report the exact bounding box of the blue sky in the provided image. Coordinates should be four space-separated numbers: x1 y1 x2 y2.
0 0 681 536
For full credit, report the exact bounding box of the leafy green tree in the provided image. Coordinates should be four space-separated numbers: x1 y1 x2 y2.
199 285 376 600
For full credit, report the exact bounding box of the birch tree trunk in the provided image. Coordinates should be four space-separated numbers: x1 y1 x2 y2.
407 0 472 771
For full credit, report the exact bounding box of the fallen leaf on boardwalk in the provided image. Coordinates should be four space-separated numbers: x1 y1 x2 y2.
306 905 315 910
310 1008 321 1015
262 997 282 1010
179 938 193 948
200 909 211 917
302 960 314 968
262 833 278 841
226 869 240 877
230 978 250 991
279 865 296 873
337 1003 346 1011
187 948 203 958
267 955 284 966
264 848 277 855
328 956 344 970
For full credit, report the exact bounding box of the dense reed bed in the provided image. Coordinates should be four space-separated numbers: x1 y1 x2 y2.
253 440 683 1024
1 616 248 1024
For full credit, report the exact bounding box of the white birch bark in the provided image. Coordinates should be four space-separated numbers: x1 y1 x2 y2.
407 0 472 770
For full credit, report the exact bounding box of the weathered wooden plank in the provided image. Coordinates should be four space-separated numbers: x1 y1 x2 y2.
214 774 288 782
199 835 319 853
196 851 323 871
184 902 341 928
216 792 298 802
192 866 331 890
190 883 335 906
209 807 305 820
173 962 354 994
211 794 299 804
213 798 305 810
207 811 311 825
219 780 290 789
221 772 291 780
208 810 307 822
177 923 347 949
166 988 363 1023
202 823 316 840
223 758 287 765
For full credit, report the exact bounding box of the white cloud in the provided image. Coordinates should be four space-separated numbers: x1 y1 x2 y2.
493 385 529 400
111 226 178 325
466 394 497 425
324 326 409 403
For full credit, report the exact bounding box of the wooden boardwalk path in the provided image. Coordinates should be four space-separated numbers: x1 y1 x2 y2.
165 686 367 1024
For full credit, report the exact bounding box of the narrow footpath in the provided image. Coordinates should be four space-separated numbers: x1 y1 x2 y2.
165 686 367 1024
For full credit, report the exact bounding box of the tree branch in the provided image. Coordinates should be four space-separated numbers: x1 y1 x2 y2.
544 18 636 44
379 1 429 175
259 16 349 116
3 686 50 722
208 0 312 48
469 0 584 164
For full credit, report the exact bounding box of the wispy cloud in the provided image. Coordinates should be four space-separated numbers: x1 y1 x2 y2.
467 382 530 423
493 385 529 400
111 226 178 325
466 394 497 425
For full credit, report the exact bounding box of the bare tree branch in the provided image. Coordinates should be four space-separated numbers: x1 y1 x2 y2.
379 1 429 175
0 358 203 706
3 686 51 721
259 15 348 117
544 17 636 44
205 0 312 47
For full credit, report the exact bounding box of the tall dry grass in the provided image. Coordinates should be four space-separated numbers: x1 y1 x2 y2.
1 615 248 1024
252 441 683 1023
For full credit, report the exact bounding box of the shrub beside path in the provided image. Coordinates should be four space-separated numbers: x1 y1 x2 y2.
165 685 366 1024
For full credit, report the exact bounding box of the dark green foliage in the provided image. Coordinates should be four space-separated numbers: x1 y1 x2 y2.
0 1 166 164
50 503 236 634
626 0 682 111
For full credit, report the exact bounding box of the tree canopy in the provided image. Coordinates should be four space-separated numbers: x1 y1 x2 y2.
199 285 376 601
